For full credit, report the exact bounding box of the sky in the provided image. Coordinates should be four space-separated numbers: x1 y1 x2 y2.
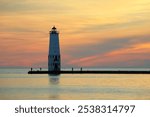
0 0 150 68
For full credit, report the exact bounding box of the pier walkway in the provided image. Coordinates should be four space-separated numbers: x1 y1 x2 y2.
28 70 150 74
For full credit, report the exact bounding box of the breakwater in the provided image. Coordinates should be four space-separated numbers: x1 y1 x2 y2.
28 70 150 74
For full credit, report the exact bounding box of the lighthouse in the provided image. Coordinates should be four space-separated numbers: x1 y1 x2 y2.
48 26 61 72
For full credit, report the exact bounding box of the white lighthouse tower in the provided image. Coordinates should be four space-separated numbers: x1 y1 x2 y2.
48 26 61 72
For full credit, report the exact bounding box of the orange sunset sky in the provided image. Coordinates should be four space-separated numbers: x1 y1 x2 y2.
0 0 150 68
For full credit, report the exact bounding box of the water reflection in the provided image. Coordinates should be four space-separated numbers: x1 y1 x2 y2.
48 74 60 85
48 74 60 99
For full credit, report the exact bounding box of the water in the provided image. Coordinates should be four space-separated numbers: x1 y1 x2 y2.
0 68 150 100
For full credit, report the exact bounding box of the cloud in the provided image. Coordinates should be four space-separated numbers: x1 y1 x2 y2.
63 34 150 58
0 0 149 68
0 0 72 15
0 31 48 67
72 18 150 34
65 35 150 68
68 47 150 68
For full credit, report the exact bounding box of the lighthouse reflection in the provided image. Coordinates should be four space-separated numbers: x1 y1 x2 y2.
48 74 60 85
48 74 60 100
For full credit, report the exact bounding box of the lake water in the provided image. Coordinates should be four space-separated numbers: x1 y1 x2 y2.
0 68 150 100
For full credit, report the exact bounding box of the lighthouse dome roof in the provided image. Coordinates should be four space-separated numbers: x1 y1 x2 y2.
50 26 59 34
52 26 56 30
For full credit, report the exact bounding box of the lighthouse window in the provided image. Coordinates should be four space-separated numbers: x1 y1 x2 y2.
54 56 58 61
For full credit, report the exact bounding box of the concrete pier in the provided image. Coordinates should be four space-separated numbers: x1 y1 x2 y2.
28 70 150 74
